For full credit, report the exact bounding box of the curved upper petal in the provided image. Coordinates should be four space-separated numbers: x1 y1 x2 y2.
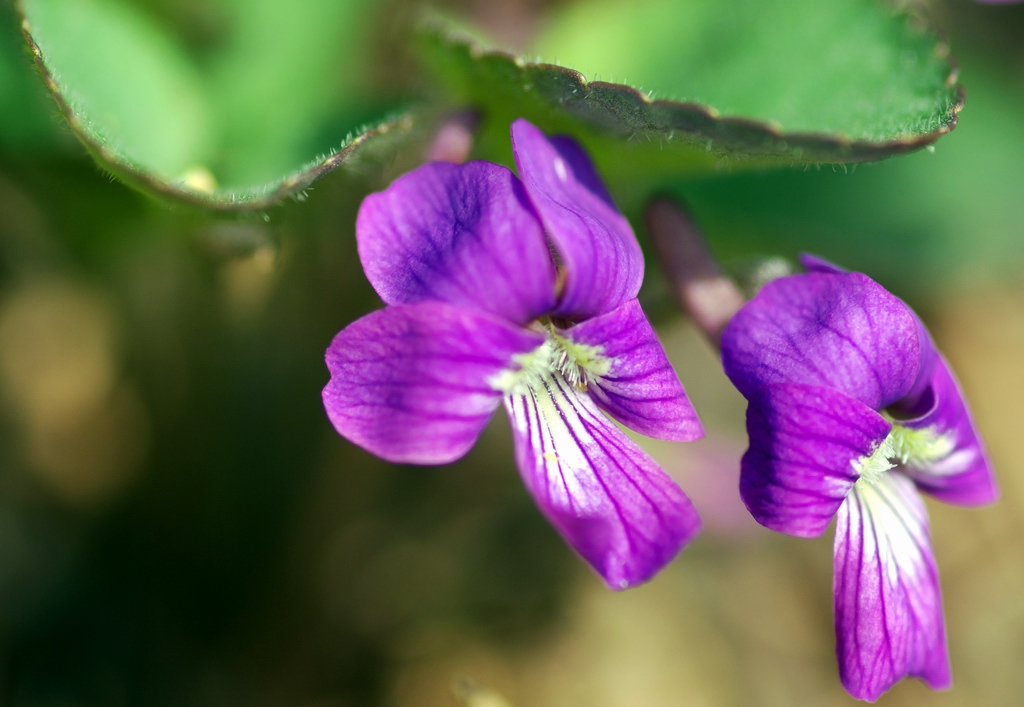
505 371 700 590
511 119 643 321
740 383 892 538
559 298 703 442
323 302 545 464
799 254 942 411
722 272 921 411
834 473 950 701
897 354 998 506
356 160 556 325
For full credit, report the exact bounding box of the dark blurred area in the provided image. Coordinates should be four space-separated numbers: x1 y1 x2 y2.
1 0 1023 705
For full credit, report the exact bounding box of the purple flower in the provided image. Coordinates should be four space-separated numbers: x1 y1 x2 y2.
721 255 997 701
322 119 704 589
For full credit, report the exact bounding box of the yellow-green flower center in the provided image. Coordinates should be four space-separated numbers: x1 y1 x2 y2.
854 424 954 488
489 325 611 396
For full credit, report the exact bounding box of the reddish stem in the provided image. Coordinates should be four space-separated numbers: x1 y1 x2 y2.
645 197 746 349
426 110 480 164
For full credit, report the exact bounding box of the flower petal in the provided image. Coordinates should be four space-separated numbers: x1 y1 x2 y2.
898 355 998 506
799 252 847 275
560 298 703 442
799 255 942 409
505 372 700 589
900 314 941 408
722 272 921 411
740 383 892 538
834 473 951 701
323 302 545 464
356 160 556 324
511 119 643 320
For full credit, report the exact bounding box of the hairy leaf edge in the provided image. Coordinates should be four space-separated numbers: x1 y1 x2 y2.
421 23 963 165
19 9 422 211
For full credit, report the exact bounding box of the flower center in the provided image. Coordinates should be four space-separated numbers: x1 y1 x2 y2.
853 424 955 487
489 325 611 397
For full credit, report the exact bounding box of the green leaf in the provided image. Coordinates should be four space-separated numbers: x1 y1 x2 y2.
672 50 1024 289
204 0 393 189
18 0 423 210
420 0 962 174
22 0 212 176
0 3 66 151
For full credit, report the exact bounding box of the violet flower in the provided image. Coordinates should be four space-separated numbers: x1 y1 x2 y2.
323 119 703 589
721 255 997 701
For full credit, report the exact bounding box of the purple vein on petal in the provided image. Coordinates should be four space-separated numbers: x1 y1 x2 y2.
504 370 700 590
356 160 556 325
511 119 643 320
722 272 921 411
834 473 950 702
323 301 545 465
897 354 998 507
739 383 892 538
562 298 702 442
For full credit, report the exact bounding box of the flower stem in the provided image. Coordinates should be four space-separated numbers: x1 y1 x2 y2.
426 109 480 164
645 197 745 350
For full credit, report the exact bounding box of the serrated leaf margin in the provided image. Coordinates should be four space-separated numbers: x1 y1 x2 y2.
421 24 964 165
19 10 423 211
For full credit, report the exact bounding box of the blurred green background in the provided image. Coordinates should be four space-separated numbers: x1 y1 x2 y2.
1 0 1023 705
